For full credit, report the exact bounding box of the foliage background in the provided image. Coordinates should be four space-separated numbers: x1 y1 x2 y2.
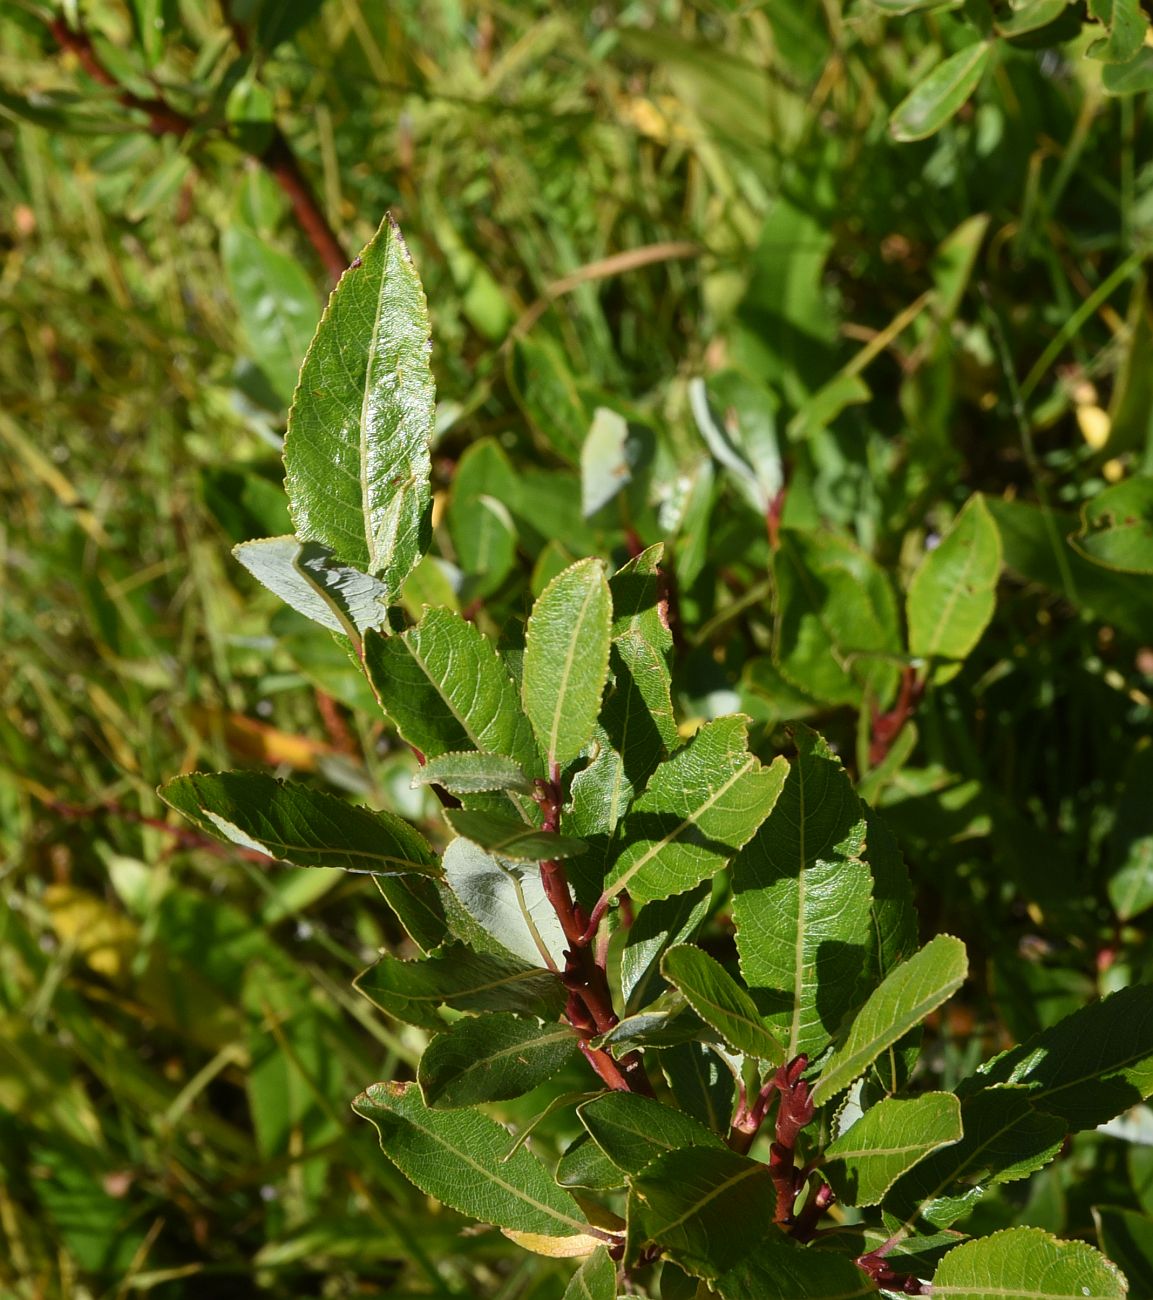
2 0 1152 1295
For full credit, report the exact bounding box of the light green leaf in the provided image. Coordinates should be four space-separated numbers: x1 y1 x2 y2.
604 717 788 907
1107 746 1153 921
444 810 587 861
1103 47 1153 94
621 885 712 1014
823 1093 962 1206
630 1148 774 1278
413 752 533 797
364 608 538 772
418 1013 577 1108
967 982 1153 1130
579 1092 725 1175
582 407 632 517
522 558 613 772
732 729 873 1059
907 494 1002 680
774 530 902 707
159 772 439 876
563 1247 618 1300
234 536 391 636
884 1087 1067 1228
930 1227 1127 1298
994 0 1074 37
1088 0 1148 62
813 935 967 1106
890 44 993 143
661 946 784 1064
353 1081 590 1238
716 1237 879 1298
451 493 518 599
353 942 565 1030
222 225 320 407
284 214 434 590
442 836 567 969
868 0 953 10
1069 477 1153 574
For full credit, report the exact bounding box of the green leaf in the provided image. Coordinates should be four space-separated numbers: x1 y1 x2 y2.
608 544 678 763
884 1087 1068 1228
774 530 901 707
1107 746 1153 921
994 0 1075 38
630 1148 774 1278
522 558 613 772
364 608 538 772
412 752 533 796
1087 0 1148 62
862 807 919 983
1069 476 1153 574
967 983 1153 1129
581 407 632 517
284 215 434 591
661 946 784 1064
868 0 953 10
716 1237 879 1298
930 1227 1126 1298
556 1136 627 1192
889 44 993 143
451 493 518 599
907 494 1002 680
732 729 874 1059
1103 47 1153 94
621 885 712 1015
578 1092 725 1175
822 1093 962 1206
604 717 789 907
417 1013 577 1108
658 1043 736 1133
591 997 711 1053
223 226 320 406
352 1081 591 1238
159 772 440 876
373 875 450 953
234 536 391 637
563 1247 618 1300
813 935 968 1106
444 810 587 861
442 836 567 969
353 943 565 1030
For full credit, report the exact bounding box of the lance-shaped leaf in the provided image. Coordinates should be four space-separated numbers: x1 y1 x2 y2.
621 884 712 1014
556 1136 627 1192
862 807 919 983
578 1092 724 1175
604 717 788 907
563 1246 617 1300
353 1081 591 1238
1106 745 1153 922
822 1094 962 1207
1069 476 1153 574
374 875 450 953
354 942 565 1030
658 1042 737 1133
907 494 1002 681
418 1013 578 1108
522 558 612 772
591 997 712 1054
160 772 439 876
630 1147 774 1278
716 1237 880 1298
234 536 392 636
662 945 784 1064
1093 1205 1153 1294
566 730 633 903
442 836 567 968
609 545 677 758
890 43 992 143
412 751 533 796
884 1087 1067 1229
813 935 968 1106
444 810 587 861
930 1227 1127 1299
365 608 538 772
965 982 1153 1129
284 214 434 589
732 729 873 1059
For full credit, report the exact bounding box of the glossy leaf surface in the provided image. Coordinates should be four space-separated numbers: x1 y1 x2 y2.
417 1013 577 1108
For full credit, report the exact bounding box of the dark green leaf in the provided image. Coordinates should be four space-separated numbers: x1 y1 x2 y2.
353 1082 591 1238
444 810 587 861
418 1013 577 1108
578 1092 725 1174
733 729 874 1059
556 1136 626 1192
160 772 439 875
621 885 712 1015
1093 1205 1153 1294
716 1236 879 1297
353 943 565 1030
284 215 433 590
658 1043 736 1133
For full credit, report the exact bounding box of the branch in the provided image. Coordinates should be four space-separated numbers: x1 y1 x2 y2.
47 17 349 283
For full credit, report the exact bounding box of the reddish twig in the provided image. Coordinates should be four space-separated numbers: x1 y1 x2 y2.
868 664 924 768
